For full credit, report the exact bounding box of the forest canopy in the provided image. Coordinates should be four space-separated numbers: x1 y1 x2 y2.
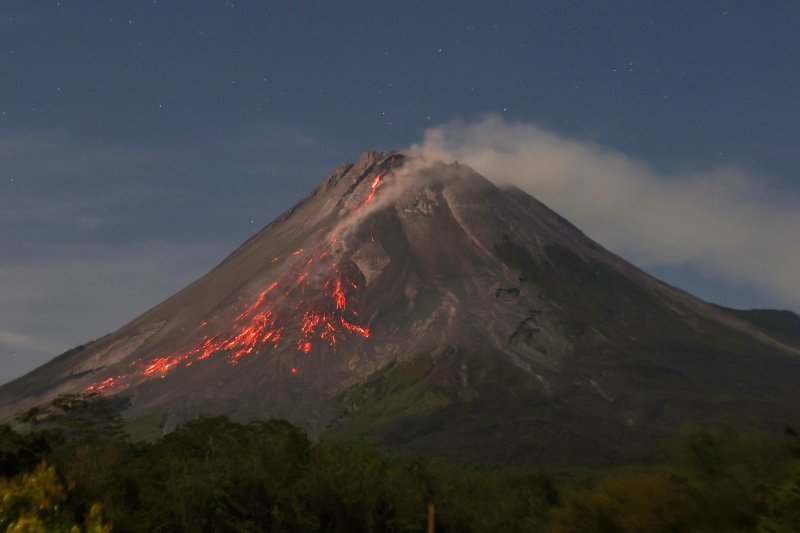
1 396 799 532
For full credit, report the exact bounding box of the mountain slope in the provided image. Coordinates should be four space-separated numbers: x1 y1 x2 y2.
2 150 798 466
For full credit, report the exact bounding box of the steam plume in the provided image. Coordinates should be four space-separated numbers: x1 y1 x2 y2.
408 115 800 310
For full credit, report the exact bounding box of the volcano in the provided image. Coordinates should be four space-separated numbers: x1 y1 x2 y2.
2 151 800 466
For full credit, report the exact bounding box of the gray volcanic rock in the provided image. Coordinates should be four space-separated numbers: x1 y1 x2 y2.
2 151 799 466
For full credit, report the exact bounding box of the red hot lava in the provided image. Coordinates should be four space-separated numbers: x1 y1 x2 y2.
85 375 126 395
86 172 386 394
363 175 382 206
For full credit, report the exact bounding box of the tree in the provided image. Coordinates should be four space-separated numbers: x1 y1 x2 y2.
0 461 111 532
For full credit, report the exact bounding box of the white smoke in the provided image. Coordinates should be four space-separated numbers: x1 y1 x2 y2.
407 114 800 311
327 153 441 247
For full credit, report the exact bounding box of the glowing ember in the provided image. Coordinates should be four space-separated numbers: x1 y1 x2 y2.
238 281 279 320
340 317 370 338
333 278 346 310
85 375 126 394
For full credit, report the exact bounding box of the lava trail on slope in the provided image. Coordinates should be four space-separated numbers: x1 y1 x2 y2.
85 157 401 395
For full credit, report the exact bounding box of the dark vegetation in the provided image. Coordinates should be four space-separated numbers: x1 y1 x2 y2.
721 307 800 347
2 396 800 532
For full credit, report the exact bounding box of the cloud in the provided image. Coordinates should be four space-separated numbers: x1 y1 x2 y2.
407 114 800 310
0 330 58 354
0 239 231 385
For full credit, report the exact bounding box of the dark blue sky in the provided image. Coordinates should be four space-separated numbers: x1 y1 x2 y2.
1 1 799 382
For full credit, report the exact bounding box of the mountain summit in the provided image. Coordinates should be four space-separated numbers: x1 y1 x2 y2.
3 151 799 465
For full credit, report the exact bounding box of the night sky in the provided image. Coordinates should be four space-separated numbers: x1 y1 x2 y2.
2 1 799 384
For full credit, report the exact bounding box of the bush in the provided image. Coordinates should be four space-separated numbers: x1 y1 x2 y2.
0 461 110 532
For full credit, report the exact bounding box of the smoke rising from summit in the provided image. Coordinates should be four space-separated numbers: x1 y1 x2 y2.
407 115 800 311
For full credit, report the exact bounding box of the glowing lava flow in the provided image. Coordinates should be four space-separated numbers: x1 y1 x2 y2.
333 279 346 310
85 172 386 394
85 375 126 395
363 175 382 206
132 247 370 381
121 255 369 382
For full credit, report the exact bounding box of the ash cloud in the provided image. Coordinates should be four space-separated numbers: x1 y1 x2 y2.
407 115 800 311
